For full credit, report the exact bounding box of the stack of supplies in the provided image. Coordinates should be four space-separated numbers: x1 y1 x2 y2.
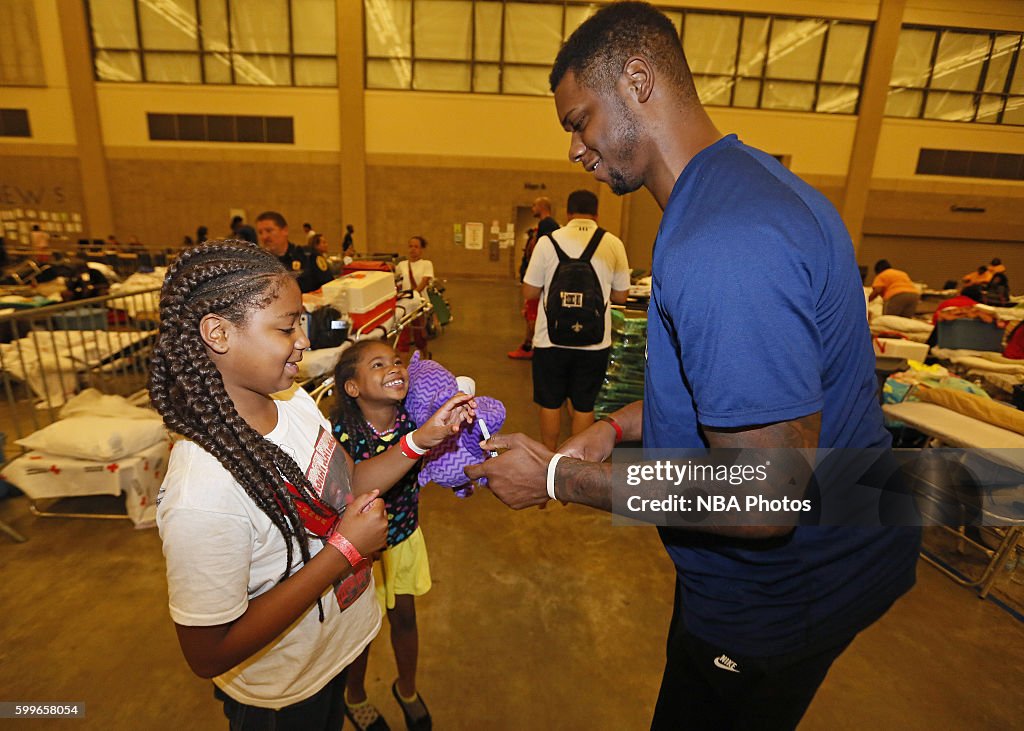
594 308 646 420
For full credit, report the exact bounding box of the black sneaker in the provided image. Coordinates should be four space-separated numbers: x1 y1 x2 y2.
391 681 431 731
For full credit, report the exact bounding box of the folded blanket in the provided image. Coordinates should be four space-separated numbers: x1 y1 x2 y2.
871 314 934 333
916 386 1024 436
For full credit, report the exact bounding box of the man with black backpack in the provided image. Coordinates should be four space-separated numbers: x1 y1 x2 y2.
523 189 630 450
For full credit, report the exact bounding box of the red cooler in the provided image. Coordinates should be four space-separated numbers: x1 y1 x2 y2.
322 271 397 332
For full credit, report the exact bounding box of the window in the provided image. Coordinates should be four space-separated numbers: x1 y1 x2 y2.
686 13 869 114
917 148 1024 180
887 26 1024 126
0 109 32 137
364 1 870 115
86 0 337 86
147 113 294 143
0 0 46 86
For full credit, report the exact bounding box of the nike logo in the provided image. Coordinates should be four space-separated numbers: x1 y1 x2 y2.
713 654 740 673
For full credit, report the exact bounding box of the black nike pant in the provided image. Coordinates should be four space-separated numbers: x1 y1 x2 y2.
651 582 855 731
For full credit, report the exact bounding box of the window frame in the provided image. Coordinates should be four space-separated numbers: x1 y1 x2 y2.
887 24 1024 126
84 0 337 87
364 1 872 117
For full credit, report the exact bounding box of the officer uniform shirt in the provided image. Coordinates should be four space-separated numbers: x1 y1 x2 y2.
279 242 332 293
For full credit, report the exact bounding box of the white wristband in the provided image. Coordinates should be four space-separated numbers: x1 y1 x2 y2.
547 453 565 501
405 430 428 455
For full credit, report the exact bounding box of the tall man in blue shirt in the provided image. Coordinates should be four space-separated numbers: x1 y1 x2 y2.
467 3 920 728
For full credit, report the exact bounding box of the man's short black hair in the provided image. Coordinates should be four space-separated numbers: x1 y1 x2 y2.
874 259 891 274
550 1 692 97
567 190 599 216
256 211 287 228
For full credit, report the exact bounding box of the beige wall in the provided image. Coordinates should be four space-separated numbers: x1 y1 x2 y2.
366 91 568 162
368 91 862 178
2 0 75 147
102 151 342 250
367 158 594 278
0 151 84 234
658 0 878 20
3 88 76 146
865 182 1024 240
859 235 1024 288
705 110 858 177
874 119 1024 180
904 0 1024 31
96 85 341 152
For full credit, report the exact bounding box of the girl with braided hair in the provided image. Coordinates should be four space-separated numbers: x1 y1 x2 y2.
151 241 474 729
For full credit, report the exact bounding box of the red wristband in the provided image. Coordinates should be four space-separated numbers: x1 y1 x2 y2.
400 432 427 459
601 415 624 444
327 532 365 568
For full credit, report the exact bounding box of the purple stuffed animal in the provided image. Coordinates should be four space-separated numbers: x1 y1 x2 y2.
405 351 506 497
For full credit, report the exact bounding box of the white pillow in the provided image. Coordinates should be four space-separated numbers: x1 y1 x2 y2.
871 315 934 333
15 415 168 461
58 388 161 421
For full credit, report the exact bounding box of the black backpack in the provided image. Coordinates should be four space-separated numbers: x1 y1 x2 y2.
306 305 349 350
544 227 607 347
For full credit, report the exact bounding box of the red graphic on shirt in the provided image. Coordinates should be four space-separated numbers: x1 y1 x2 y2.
307 427 354 509
282 426 369 612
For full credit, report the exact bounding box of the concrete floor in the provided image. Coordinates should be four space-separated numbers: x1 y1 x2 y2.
1 277 1023 730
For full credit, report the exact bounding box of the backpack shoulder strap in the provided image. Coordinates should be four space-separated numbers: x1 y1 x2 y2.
579 227 606 262
546 232 571 264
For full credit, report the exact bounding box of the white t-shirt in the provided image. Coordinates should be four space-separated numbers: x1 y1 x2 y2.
30 229 50 248
156 388 381 708
524 218 631 350
395 259 434 291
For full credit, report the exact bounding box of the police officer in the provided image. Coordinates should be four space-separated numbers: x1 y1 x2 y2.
254 211 333 293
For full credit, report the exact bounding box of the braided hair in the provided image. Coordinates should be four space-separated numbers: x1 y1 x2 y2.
149 240 330 580
331 339 390 447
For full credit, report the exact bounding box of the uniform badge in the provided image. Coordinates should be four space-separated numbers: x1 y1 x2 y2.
292 260 302 271
316 255 328 271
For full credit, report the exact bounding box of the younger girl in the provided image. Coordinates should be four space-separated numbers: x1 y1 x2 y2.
151 241 473 730
331 340 433 731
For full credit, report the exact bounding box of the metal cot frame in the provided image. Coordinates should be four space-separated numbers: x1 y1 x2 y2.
0 286 162 537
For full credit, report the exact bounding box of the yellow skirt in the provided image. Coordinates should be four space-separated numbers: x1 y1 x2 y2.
374 526 432 611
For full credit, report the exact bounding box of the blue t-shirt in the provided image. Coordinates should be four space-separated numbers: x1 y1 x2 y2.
644 135 920 657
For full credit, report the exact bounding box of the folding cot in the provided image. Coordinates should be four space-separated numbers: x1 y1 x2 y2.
0 286 165 534
882 400 1024 598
